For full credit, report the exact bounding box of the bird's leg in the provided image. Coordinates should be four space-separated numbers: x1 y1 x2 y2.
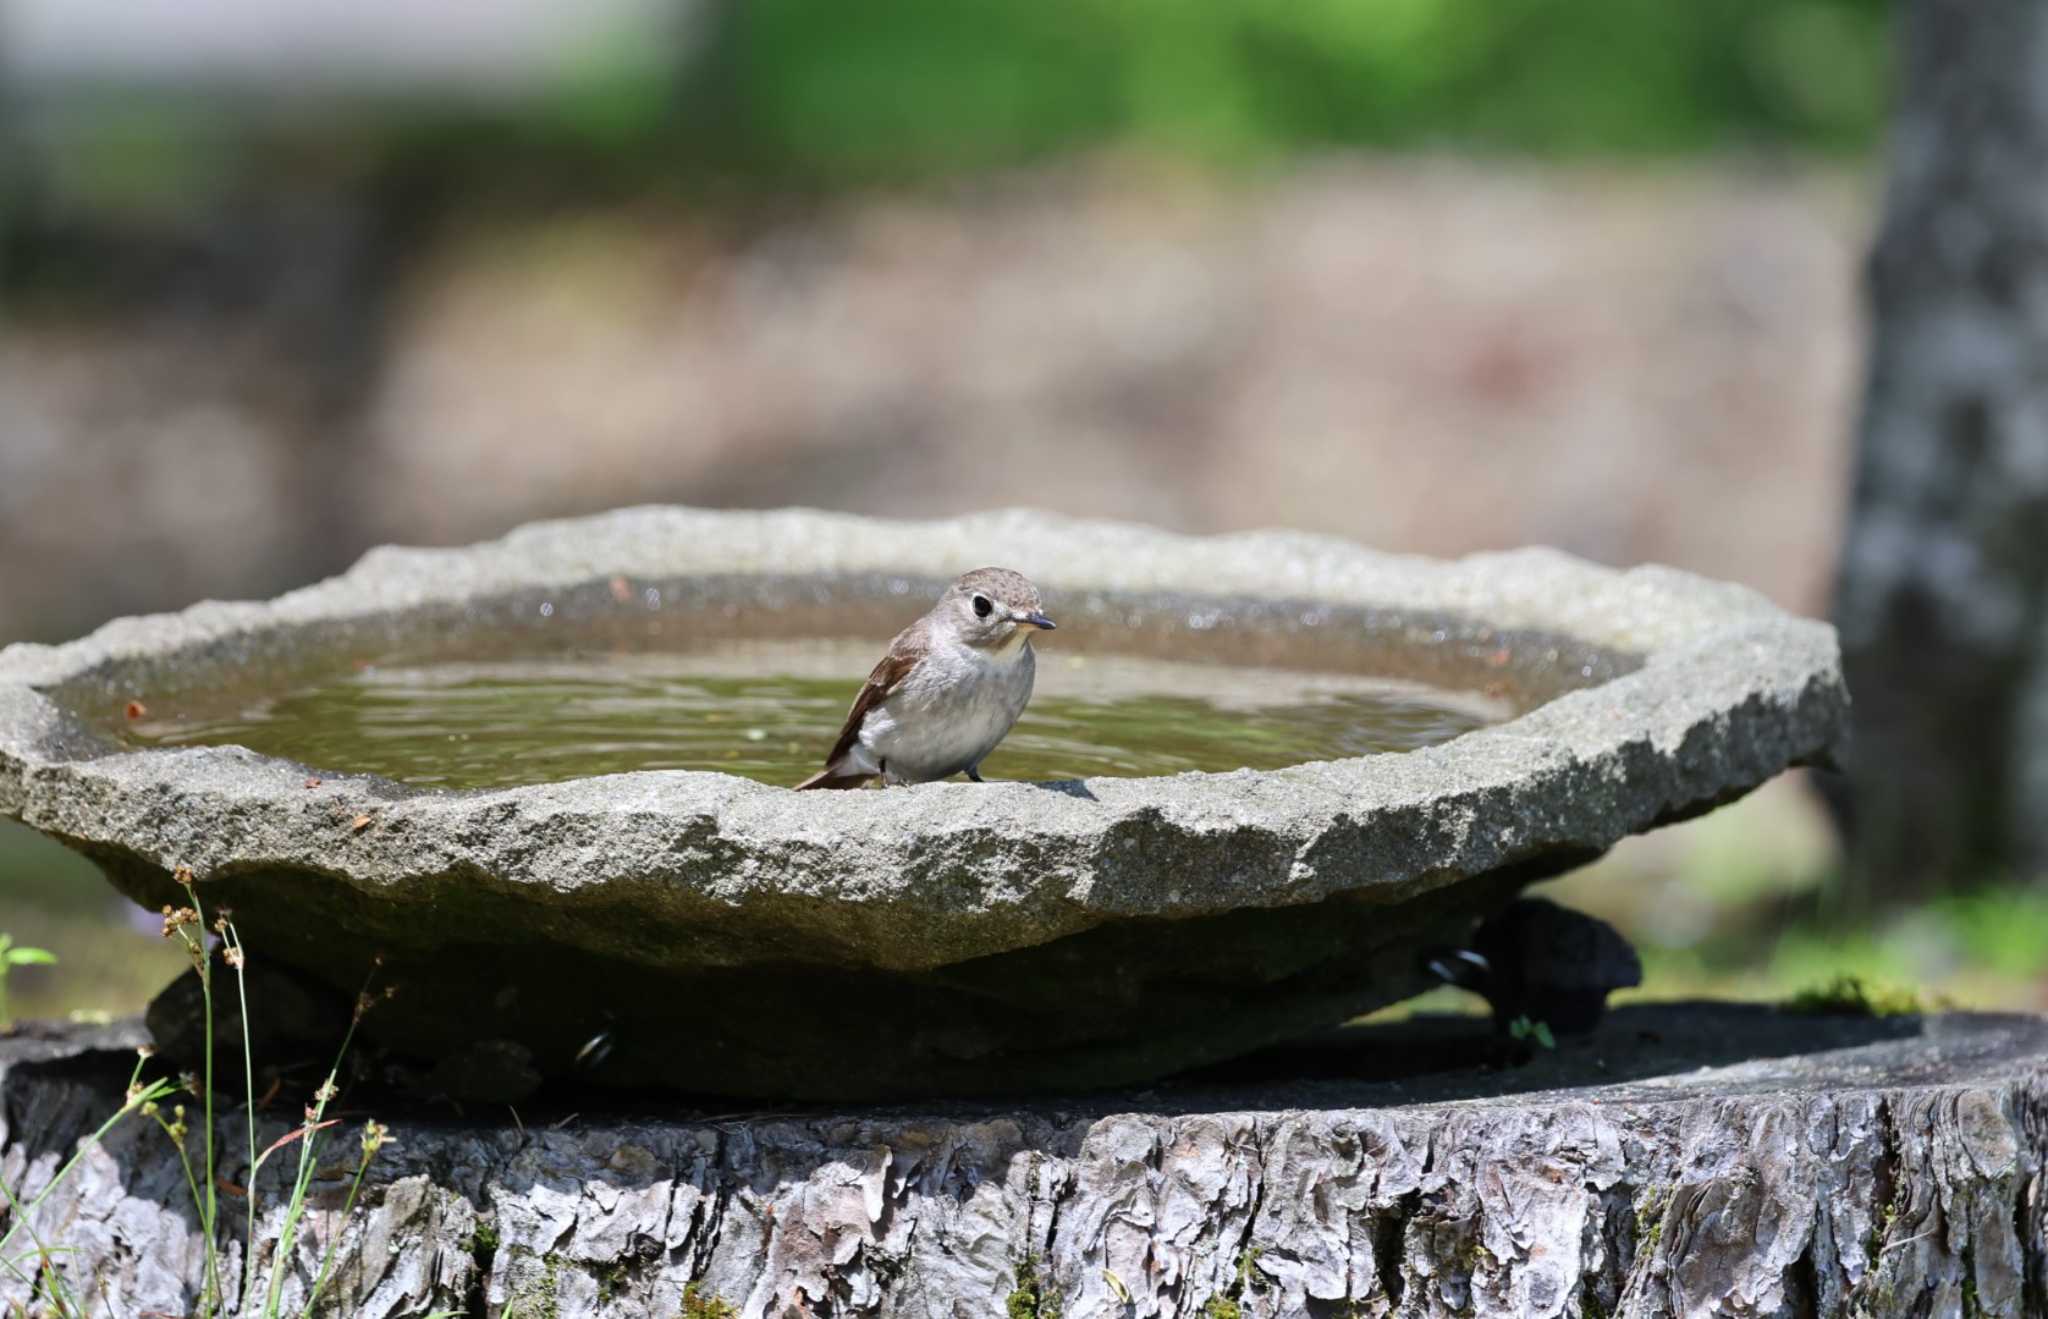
965 764 985 783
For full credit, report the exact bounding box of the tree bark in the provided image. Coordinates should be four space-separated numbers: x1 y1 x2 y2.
4 1007 2044 1318
1830 0 2048 895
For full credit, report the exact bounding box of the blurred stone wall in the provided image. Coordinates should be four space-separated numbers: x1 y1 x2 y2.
0 159 1864 646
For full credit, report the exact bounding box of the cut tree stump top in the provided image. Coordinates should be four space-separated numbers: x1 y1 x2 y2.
3 1003 2044 1318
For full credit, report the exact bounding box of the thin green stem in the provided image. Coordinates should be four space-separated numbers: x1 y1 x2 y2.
190 898 222 1313
161 884 227 1314
228 922 259 1312
0 1252 36 1294
152 1112 212 1279
263 970 374 1319
0 1057 169 1258
27 1239 83 1319
263 1121 325 1318
299 1146 373 1318
0 934 14 1032
0 1176 65 1311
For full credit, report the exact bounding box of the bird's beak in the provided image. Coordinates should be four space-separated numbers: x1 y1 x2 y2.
1020 612 1057 631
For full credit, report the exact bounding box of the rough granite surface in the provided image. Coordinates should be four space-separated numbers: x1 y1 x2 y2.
0 508 1848 1097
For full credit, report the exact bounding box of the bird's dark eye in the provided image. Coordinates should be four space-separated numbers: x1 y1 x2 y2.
972 594 993 618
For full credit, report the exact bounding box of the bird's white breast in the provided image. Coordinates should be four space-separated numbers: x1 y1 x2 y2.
859 638 1035 783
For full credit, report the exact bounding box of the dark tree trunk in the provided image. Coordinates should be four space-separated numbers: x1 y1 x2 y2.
1830 0 2048 896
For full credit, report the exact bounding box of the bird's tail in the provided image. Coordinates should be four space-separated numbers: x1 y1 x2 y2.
795 768 873 790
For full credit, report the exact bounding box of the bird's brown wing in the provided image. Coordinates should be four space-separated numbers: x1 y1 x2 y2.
798 624 924 788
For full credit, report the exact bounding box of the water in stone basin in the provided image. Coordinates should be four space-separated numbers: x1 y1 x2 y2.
123 640 1507 789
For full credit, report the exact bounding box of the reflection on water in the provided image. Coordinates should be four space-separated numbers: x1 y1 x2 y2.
125 642 1505 789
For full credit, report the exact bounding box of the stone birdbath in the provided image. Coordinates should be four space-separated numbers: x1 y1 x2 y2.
8 509 2047 1317
0 507 1844 1102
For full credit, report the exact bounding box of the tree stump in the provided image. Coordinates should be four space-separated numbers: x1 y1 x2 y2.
3 1005 2044 1317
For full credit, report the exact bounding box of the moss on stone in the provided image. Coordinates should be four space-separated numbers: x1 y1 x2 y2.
1006 1254 1062 1319
682 1282 738 1318
1635 1185 1672 1255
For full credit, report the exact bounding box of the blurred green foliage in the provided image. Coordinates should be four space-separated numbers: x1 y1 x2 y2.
27 0 1898 192
0 821 187 1024
1629 884 2048 1011
4 0 1893 282
1393 879 2048 1026
708 0 1892 178
1781 973 1923 1016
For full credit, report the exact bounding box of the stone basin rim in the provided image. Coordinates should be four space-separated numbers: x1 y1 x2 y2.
0 506 1847 937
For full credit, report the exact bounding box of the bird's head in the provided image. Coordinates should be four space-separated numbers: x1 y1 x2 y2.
944 567 1055 651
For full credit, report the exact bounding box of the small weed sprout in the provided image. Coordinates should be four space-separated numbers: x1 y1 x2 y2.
1508 1016 1557 1049
0 934 59 1030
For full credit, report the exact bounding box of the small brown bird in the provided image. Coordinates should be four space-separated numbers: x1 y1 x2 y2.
796 568 1055 789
